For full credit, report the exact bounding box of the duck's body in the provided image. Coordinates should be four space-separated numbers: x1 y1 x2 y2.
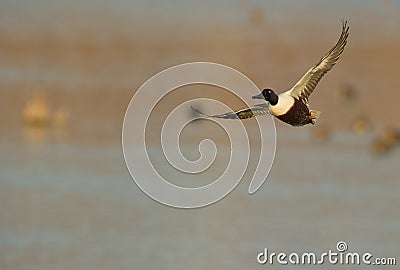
194 20 349 127
273 96 313 127
269 92 315 127
252 89 321 127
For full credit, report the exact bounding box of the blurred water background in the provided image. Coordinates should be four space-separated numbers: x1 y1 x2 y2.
1 0 400 269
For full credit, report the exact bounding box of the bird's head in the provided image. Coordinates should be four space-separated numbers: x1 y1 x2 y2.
252 88 278 105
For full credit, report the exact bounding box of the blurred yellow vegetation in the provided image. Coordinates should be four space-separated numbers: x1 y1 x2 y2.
23 89 70 143
23 89 52 127
371 127 400 156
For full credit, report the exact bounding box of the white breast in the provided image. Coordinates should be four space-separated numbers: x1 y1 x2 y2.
269 93 295 116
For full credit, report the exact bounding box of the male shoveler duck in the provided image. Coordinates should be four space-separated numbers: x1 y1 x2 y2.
193 21 349 127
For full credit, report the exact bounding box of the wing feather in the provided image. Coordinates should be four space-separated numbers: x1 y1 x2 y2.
289 20 349 105
191 103 270 120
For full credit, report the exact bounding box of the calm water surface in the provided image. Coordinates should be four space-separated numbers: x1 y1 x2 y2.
1 127 399 269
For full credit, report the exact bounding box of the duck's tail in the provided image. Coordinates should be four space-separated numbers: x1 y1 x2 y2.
310 110 321 125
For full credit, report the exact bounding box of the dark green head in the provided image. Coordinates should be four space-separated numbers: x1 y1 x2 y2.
252 88 278 105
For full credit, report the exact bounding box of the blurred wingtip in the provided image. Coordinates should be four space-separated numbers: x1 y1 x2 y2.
190 105 207 117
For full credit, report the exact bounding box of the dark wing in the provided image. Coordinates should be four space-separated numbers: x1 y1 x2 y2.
191 103 270 120
288 20 349 105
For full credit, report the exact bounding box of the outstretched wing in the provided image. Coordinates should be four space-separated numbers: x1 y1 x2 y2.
191 103 270 120
288 20 349 105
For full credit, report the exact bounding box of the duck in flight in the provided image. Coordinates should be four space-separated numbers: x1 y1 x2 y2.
193 21 349 127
